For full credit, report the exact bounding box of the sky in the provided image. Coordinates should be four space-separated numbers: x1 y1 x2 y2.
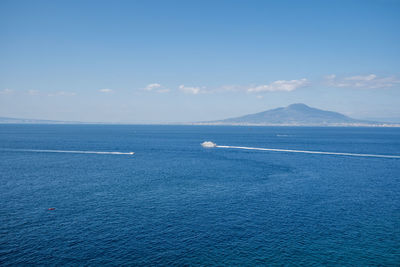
1 0 399 123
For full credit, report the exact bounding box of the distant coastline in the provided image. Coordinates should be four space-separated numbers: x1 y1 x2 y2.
1 120 399 127
186 122 400 127
2 103 400 127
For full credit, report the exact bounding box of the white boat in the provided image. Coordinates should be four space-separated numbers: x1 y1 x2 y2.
201 141 217 148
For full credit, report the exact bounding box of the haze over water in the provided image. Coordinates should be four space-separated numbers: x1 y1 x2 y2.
1 124 399 265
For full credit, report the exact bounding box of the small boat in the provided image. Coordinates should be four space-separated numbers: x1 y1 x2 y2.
201 141 217 148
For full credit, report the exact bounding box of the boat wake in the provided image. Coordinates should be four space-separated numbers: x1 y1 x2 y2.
201 141 400 159
3 149 135 155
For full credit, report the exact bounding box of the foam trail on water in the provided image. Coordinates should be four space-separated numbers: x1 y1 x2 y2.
5 149 135 155
215 145 400 159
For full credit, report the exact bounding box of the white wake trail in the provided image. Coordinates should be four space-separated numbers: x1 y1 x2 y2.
216 145 400 159
5 149 135 155
200 142 399 159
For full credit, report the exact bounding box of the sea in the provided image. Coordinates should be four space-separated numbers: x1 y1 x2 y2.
1 124 399 266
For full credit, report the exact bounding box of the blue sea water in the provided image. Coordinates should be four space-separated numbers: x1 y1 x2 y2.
0 124 399 266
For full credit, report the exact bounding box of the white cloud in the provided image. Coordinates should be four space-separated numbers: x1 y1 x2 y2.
145 83 161 91
247 78 309 93
345 74 376 81
99 88 113 93
28 90 39 95
326 74 400 89
144 83 170 93
325 74 336 80
179 84 202 94
58 91 76 96
0 88 14 95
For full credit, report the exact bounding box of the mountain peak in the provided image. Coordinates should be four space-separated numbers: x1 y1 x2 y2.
286 103 311 110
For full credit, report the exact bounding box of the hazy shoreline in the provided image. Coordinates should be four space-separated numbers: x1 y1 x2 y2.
1 122 399 127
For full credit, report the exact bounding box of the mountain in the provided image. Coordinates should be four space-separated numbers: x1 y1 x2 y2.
202 103 394 126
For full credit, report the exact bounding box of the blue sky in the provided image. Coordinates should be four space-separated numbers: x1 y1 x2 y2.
1 0 399 123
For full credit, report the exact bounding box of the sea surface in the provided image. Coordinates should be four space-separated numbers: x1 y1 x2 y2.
1 124 399 266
